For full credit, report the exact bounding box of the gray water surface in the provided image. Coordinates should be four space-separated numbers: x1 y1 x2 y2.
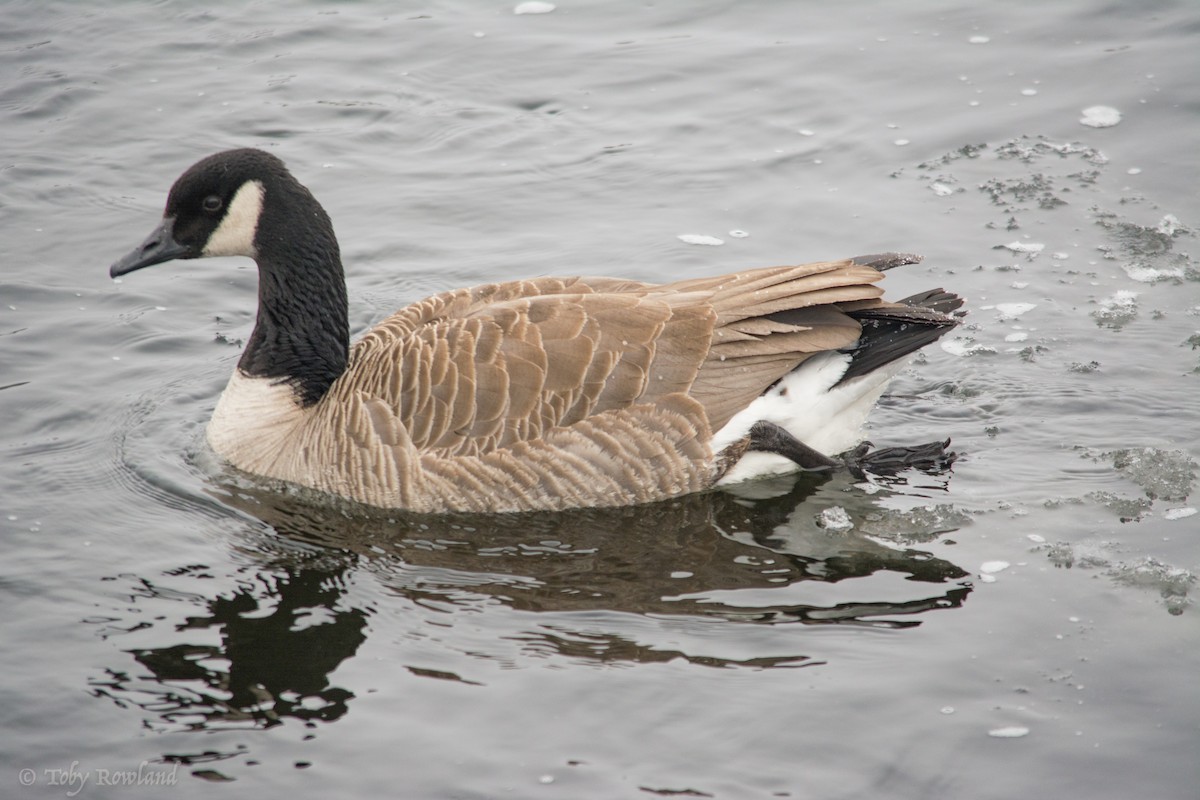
2 2 1198 798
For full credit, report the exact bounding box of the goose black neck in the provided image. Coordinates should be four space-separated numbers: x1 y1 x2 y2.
238 177 349 407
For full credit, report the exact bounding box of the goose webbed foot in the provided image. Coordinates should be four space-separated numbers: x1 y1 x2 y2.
746 421 957 479
842 438 957 479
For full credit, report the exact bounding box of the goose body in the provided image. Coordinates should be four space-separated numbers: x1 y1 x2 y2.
110 149 961 513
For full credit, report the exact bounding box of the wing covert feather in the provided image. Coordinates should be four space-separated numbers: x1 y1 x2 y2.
337 260 899 460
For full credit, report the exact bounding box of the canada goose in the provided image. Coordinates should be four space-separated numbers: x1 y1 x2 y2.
109 148 961 513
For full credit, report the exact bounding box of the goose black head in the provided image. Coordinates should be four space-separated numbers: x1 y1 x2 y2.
109 148 290 278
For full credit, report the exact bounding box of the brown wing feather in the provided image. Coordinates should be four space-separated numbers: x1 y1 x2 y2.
343 277 708 459
339 260 889 462
685 262 886 429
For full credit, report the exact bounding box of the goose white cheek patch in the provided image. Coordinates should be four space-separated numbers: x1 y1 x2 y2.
203 180 264 258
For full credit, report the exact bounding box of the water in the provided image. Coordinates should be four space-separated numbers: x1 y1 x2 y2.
3 1 1199 797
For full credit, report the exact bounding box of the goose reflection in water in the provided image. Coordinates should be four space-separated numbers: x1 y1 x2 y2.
89 470 971 739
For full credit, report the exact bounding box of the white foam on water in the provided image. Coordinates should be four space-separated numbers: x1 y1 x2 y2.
1164 507 1197 521
941 337 996 357
981 561 1010 574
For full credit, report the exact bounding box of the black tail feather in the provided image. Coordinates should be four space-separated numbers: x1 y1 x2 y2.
836 288 963 386
897 287 966 316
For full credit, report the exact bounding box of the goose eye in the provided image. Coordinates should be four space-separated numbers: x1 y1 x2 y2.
202 195 223 213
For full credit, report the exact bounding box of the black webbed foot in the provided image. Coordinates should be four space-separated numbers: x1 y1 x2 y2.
745 421 957 480
843 438 957 480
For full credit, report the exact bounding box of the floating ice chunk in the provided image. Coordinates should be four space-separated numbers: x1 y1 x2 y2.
1165 507 1197 520
514 1 556 13
930 182 955 196
968 35 991 44
1005 332 1029 343
894 139 911 146
1010 281 1029 289
1157 214 1182 235
1106 447 1197 502
1122 263 1185 283
1080 105 1122 128
1027 533 1046 543
677 234 724 246
988 726 1030 738
859 503 969 542
999 241 1045 255
1092 290 1138 328
996 303 1037 320
816 506 854 531
981 561 1011 574
1108 556 1195 611
728 229 749 238
857 503 970 542
1127 167 1142 175
1021 88 1038 96
1099 290 1138 307
798 128 815 136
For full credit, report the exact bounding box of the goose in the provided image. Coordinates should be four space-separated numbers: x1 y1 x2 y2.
109 148 961 514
